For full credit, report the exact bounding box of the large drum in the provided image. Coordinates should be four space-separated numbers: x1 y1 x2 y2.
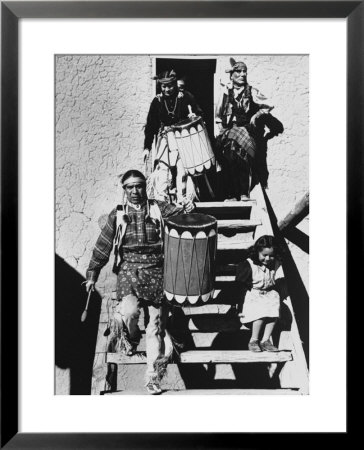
163 213 217 305
166 116 215 176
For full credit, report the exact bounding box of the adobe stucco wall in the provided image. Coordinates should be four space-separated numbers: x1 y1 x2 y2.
56 55 154 293
55 55 308 394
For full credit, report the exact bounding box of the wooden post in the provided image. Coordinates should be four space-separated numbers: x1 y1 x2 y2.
278 192 309 231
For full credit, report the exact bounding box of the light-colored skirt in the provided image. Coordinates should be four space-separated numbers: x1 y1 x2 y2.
240 288 280 324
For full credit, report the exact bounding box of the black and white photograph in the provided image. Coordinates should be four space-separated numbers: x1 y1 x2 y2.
55 54 309 396
1 0 355 443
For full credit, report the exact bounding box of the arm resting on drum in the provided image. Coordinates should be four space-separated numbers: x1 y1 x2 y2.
156 200 184 219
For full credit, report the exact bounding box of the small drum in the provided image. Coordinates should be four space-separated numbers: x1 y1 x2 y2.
166 116 215 176
163 213 217 305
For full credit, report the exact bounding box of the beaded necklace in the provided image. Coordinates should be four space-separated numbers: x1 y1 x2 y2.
164 96 178 118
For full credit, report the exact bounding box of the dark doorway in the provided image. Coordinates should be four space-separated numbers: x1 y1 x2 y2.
156 58 216 140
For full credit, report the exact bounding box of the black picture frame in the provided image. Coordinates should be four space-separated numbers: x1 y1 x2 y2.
1 1 357 448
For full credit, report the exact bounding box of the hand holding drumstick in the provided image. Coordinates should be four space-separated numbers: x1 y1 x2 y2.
181 197 195 213
187 105 197 120
81 281 95 322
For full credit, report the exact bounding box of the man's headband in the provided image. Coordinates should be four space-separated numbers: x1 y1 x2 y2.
122 176 146 188
152 69 177 84
225 58 247 74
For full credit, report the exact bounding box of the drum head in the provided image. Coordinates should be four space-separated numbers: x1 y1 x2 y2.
165 213 216 232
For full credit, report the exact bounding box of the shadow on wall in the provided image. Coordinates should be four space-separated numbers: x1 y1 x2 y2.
262 188 309 367
252 114 284 190
55 254 101 394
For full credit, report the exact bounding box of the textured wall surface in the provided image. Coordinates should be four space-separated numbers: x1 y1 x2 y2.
56 55 153 292
55 55 309 394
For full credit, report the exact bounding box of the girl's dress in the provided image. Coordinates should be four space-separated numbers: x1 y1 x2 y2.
236 257 281 324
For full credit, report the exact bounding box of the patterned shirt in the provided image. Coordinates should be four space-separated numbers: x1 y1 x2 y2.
86 200 182 282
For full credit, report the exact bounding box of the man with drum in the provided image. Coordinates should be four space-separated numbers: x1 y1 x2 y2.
85 170 195 395
215 58 283 200
143 69 203 204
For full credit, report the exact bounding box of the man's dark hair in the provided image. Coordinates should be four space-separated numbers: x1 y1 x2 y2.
120 170 146 185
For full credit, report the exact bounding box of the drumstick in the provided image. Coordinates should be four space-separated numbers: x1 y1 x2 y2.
81 289 93 322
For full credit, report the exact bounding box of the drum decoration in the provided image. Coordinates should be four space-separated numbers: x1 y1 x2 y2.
163 213 217 305
166 116 215 176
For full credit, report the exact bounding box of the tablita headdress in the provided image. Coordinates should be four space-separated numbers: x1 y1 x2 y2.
152 69 177 84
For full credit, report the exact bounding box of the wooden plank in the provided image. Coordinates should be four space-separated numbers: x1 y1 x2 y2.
217 240 252 250
104 388 300 395
278 192 309 231
218 230 254 239
218 219 261 229
188 319 249 333
182 304 233 315
107 350 292 365
180 350 292 364
107 352 147 364
196 201 256 208
195 201 255 221
215 275 235 282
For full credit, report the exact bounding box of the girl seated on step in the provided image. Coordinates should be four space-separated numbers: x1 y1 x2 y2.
235 235 283 353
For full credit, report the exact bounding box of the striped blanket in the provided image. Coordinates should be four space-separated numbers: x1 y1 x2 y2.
218 125 256 158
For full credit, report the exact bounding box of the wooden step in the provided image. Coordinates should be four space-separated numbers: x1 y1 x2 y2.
215 275 235 282
182 304 234 315
217 219 261 230
191 322 249 332
180 350 292 363
103 388 300 395
196 201 256 208
217 240 252 250
107 350 292 365
195 201 256 220
108 328 251 353
218 234 254 248
186 318 245 333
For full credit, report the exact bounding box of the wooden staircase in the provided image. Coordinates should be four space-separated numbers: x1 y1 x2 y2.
92 184 309 395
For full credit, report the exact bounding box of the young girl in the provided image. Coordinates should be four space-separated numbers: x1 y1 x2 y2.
236 235 282 352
